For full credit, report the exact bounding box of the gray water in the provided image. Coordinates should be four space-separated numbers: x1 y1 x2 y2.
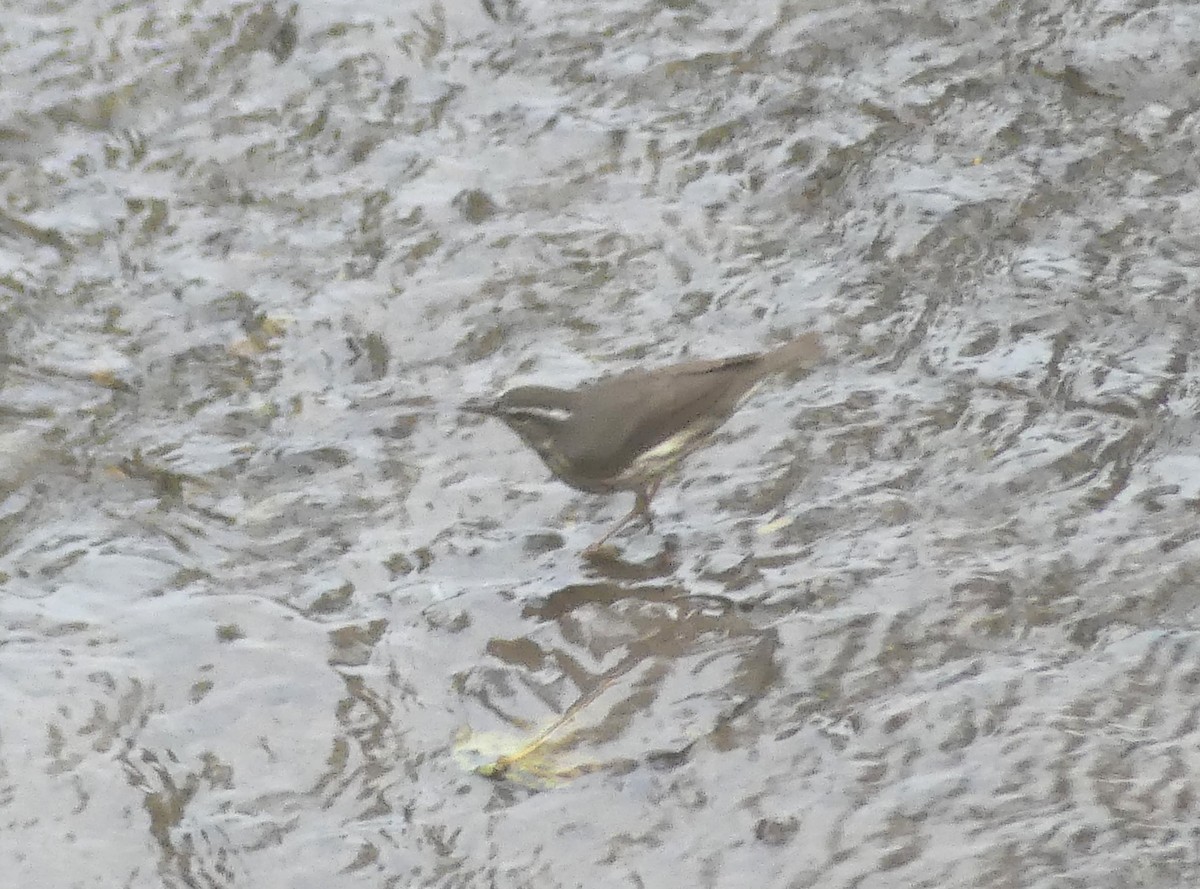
3 0 1200 886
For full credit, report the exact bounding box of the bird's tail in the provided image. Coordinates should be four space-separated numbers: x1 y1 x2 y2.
761 332 826 375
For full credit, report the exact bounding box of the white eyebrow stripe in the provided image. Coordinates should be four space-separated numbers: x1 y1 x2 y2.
506 406 573 423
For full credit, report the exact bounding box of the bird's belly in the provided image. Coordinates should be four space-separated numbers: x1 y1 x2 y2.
601 428 708 491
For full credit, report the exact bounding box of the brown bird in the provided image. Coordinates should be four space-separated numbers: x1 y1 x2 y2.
465 333 825 554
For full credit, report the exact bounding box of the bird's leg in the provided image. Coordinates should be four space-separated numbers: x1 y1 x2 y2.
639 480 662 531
583 484 658 554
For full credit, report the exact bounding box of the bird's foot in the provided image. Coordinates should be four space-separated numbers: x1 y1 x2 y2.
582 541 620 560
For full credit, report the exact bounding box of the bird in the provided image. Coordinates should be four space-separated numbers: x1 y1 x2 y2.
464 333 825 554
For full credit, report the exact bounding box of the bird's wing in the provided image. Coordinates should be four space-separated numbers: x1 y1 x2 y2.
559 354 765 479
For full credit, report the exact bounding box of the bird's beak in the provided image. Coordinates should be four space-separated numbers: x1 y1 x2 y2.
462 398 498 416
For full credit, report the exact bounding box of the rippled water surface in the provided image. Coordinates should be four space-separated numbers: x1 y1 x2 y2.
3 0 1200 886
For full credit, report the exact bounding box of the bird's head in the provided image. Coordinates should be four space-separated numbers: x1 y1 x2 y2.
464 386 578 465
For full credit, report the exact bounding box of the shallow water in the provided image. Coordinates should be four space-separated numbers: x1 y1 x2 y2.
3 1 1200 886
